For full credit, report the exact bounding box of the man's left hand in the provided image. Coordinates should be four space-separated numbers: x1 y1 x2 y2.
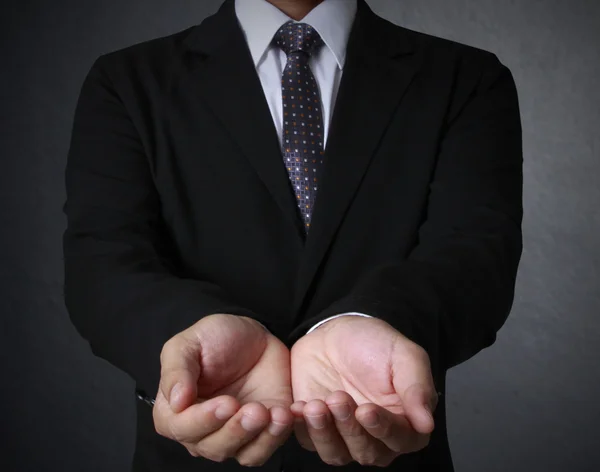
290 316 438 467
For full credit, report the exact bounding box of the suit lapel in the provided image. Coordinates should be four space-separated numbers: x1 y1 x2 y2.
181 0 306 241
291 0 423 320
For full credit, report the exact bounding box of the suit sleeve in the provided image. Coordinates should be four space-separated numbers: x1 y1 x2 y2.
62 55 271 397
290 54 523 382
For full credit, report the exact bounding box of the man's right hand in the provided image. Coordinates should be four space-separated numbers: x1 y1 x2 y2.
153 314 294 466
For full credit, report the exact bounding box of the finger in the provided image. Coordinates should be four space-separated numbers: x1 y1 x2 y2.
290 401 306 418
234 405 295 466
303 399 353 466
193 401 271 462
325 391 391 466
355 403 430 454
159 331 202 413
291 402 317 452
153 394 239 443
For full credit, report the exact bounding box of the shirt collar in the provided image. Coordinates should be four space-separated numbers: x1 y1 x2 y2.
234 0 357 69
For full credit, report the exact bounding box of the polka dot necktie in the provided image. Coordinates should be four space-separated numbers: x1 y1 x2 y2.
272 21 325 234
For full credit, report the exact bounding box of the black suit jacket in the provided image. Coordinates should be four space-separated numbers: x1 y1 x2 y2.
63 0 523 470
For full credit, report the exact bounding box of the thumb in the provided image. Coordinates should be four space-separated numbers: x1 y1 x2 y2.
391 344 437 434
399 382 436 434
159 332 201 413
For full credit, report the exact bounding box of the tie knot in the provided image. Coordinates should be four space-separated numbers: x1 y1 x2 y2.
272 20 324 57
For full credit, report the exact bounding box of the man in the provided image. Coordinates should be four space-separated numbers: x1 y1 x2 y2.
62 0 523 470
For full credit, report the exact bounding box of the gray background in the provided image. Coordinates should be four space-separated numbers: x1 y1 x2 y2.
2 0 599 471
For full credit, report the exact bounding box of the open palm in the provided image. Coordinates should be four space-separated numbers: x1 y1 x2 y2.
154 314 294 465
289 315 437 466
291 317 406 413
188 314 292 410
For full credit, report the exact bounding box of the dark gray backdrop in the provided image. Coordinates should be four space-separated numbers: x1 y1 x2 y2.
2 0 599 471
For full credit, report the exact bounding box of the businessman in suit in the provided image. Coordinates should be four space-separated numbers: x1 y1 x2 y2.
63 0 523 470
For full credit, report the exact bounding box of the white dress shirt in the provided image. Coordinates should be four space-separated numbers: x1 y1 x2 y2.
234 0 371 334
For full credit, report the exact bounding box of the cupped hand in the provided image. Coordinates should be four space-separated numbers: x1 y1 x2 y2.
290 316 439 467
153 314 294 466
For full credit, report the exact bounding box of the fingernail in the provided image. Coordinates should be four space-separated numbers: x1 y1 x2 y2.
241 414 264 431
215 403 233 420
306 414 326 429
330 403 351 421
268 421 288 436
361 411 380 428
170 383 182 408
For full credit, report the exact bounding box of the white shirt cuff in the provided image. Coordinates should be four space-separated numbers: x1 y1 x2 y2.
306 312 373 334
